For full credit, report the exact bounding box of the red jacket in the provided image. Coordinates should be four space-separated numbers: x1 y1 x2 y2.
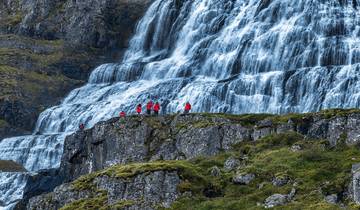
136 105 142 113
146 101 153 110
120 111 126 117
185 103 191 111
154 103 160 112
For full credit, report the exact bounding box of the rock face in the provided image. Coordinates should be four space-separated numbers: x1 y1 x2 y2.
27 169 180 210
350 163 360 204
0 0 151 138
60 112 360 182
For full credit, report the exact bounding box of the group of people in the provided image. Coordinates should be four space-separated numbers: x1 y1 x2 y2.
79 101 192 130
122 101 192 117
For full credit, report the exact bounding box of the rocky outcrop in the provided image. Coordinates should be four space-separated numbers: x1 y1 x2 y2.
27 164 180 210
350 163 360 204
60 111 360 182
0 0 152 138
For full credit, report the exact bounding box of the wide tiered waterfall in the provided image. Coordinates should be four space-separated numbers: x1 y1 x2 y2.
1 0 360 208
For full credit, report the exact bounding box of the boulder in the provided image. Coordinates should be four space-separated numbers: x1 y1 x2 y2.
272 176 289 187
264 188 296 208
324 194 338 204
233 173 255 185
224 157 240 172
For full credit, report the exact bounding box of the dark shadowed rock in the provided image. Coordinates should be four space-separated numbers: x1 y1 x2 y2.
272 176 289 187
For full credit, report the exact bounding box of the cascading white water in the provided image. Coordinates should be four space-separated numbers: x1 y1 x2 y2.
1 0 360 208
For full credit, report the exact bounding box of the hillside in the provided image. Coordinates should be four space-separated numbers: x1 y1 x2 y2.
24 110 360 209
0 0 151 138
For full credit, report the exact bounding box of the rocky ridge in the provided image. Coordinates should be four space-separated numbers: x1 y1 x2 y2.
26 110 360 209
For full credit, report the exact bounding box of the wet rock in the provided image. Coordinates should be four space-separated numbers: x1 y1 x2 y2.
224 157 240 172
233 173 255 185
210 166 221 177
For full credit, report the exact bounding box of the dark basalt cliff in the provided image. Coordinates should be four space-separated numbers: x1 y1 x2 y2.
25 110 360 209
0 0 151 138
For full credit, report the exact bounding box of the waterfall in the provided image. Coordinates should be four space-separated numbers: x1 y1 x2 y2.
1 0 360 208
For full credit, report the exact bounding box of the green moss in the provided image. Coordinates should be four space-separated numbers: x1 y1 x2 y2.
60 192 108 210
0 160 26 172
0 65 76 101
0 47 63 69
0 119 8 127
110 200 135 209
169 132 360 210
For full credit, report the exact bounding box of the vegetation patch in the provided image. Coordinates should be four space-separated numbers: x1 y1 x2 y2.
0 160 26 172
169 132 360 209
60 192 108 210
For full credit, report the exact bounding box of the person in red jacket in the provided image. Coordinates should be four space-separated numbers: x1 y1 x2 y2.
136 104 142 115
184 102 191 114
120 111 126 117
146 100 153 115
153 102 160 115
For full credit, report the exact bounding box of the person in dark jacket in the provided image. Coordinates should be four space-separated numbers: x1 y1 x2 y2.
79 123 85 130
146 100 153 115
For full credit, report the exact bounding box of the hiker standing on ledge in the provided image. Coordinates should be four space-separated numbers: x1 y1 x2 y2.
154 102 160 115
120 111 126 118
146 100 153 115
79 123 85 131
184 102 191 114
136 104 142 115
